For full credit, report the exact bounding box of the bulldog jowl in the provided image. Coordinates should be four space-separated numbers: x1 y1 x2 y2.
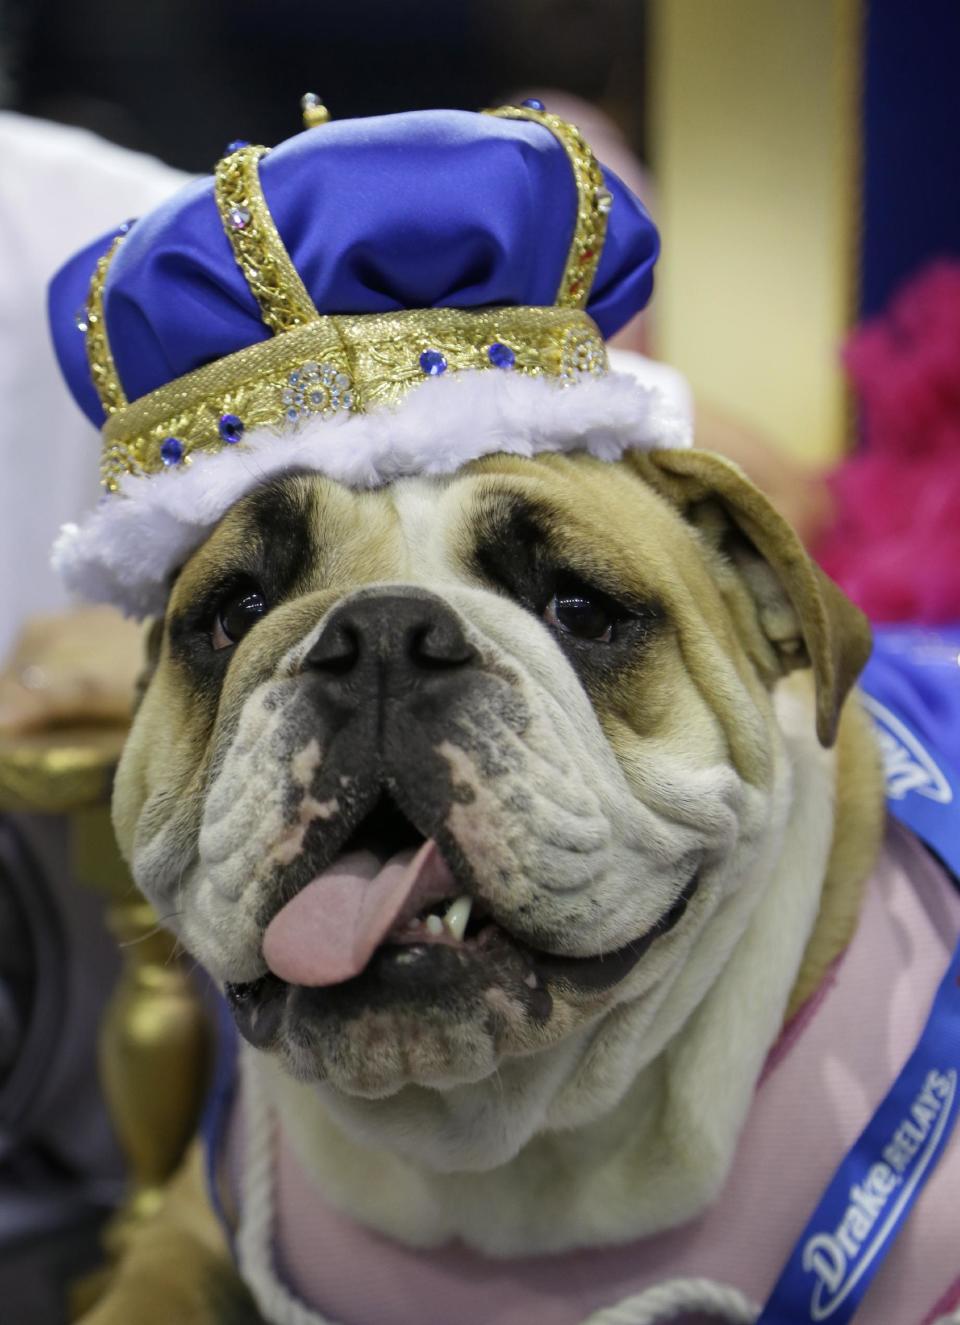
222 589 697 1062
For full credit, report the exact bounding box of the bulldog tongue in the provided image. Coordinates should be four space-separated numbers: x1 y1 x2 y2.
262 840 454 987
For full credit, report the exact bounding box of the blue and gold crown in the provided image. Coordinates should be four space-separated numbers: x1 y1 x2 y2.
49 102 685 615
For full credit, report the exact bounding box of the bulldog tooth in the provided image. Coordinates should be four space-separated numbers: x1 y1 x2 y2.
443 895 473 942
524 971 539 989
425 914 445 937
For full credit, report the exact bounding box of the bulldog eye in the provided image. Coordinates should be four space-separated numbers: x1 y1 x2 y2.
544 581 622 643
212 587 268 650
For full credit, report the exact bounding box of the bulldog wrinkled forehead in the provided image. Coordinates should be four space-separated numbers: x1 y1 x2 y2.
164 456 688 689
167 449 869 763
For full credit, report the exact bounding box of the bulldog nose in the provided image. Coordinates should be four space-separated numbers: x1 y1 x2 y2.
304 592 477 684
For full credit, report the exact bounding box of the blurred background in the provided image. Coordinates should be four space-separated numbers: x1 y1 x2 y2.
2 0 959 636
9 0 650 173
1 2 959 1320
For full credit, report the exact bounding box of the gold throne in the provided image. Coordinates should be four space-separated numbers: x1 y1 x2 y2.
0 721 212 1311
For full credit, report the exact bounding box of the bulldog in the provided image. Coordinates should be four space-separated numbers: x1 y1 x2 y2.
85 445 896 1325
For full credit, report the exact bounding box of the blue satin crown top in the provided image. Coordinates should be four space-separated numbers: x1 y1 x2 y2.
50 108 659 429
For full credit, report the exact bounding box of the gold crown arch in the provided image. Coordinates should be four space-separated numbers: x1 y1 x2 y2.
85 106 614 491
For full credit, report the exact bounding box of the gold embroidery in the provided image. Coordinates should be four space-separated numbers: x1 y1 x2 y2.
484 105 611 312
214 145 320 335
84 235 129 416
91 111 615 489
99 306 607 488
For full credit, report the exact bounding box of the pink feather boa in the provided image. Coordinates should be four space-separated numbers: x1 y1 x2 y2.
815 261 960 623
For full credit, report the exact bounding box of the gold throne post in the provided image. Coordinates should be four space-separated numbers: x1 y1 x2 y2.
0 720 211 1311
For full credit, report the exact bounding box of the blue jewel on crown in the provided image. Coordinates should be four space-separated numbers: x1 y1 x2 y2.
521 98 546 111
160 436 185 466
487 342 516 370
419 349 447 376
219 413 245 444
280 362 354 428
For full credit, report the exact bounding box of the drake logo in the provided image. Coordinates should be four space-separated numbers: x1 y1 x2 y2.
860 696 953 805
802 1068 956 1320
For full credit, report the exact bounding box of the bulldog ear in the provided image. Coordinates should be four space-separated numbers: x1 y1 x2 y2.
626 448 871 747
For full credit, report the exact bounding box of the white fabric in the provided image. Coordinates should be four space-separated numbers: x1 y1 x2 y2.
0 114 186 657
55 358 692 618
607 348 694 427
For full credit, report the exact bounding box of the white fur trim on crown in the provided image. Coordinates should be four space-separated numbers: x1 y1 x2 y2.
53 365 691 618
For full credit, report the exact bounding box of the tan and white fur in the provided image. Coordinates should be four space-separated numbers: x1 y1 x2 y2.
84 448 884 1324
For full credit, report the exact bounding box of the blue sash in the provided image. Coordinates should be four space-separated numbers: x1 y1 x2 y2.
859 626 960 877
756 626 960 1323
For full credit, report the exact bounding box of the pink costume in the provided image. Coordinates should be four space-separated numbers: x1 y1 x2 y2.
222 824 960 1325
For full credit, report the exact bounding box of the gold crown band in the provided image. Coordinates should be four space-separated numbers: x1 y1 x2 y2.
214 144 321 335
84 234 129 415
99 306 607 489
484 105 612 311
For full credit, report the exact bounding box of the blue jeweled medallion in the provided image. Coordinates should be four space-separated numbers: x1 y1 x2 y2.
160 437 185 466
487 342 516 370
419 349 447 376
280 361 354 428
225 140 250 155
218 413 245 444
521 98 546 111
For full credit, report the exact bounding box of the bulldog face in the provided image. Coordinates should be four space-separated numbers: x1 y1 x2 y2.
114 450 867 1104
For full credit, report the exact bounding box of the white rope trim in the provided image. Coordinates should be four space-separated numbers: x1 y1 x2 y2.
576 1279 759 1325
236 1052 343 1325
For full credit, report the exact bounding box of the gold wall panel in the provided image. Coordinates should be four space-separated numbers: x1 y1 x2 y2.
650 0 860 463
